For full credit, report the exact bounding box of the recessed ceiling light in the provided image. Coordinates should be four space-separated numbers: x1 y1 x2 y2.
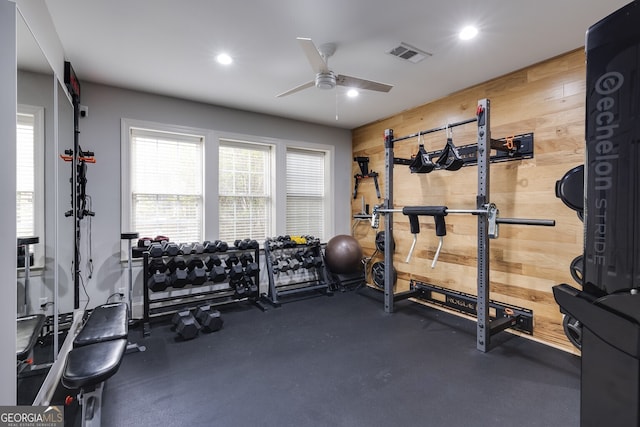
216 53 233 65
459 26 478 41
347 89 359 98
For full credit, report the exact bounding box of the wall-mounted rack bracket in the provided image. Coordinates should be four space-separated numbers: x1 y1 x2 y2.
353 156 381 199
394 133 534 168
410 280 534 335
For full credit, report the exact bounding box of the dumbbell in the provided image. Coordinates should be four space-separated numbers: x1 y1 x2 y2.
203 241 217 253
167 256 188 288
147 272 170 292
148 242 164 258
195 305 224 332
245 275 259 296
205 255 226 282
288 257 301 271
192 243 205 254
186 257 207 285
215 240 229 252
147 257 167 275
239 253 259 275
204 255 222 270
179 243 194 255
278 258 291 273
234 239 250 250
225 255 243 280
247 239 259 249
164 242 180 256
171 310 200 340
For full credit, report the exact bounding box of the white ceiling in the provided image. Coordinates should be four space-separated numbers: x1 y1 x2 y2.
43 0 629 130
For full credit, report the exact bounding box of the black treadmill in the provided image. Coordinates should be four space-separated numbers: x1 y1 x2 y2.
553 1 640 426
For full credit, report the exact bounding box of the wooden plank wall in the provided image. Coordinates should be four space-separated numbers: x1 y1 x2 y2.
351 48 586 354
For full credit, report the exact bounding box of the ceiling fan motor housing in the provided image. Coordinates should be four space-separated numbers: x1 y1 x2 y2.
315 72 336 90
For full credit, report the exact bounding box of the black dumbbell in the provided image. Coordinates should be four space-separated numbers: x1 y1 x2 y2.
215 240 229 252
192 243 205 254
245 275 259 296
148 242 164 258
240 253 259 275
186 257 207 285
148 257 167 274
234 239 249 250
247 239 259 249
167 256 186 272
164 242 180 257
147 272 170 292
278 258 291 273
204 255 222 270
209 265 227 283
195 305 224 332
203 241 217 253
167 256 188 288
225 255 243 280
172 310 200 340
179 243 194 255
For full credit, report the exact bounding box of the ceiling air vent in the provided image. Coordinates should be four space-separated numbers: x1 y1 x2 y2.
386 42 432 64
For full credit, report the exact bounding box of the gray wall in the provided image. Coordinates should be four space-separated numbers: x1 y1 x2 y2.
74 82 352 312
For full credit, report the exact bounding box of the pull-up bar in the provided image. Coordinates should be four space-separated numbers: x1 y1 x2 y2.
391 117 478 143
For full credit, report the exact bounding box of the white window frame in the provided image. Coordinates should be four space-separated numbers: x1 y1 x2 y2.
121 118 213 256
17 104 45 268
285 146 331 240
218 138 274 243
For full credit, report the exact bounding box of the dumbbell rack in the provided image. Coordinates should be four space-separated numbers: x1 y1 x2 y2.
140 246 261 336
261 238 331 307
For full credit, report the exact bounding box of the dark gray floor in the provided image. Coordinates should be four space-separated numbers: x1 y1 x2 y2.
103 289 580 427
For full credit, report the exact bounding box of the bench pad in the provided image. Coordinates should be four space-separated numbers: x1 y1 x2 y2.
74 302 128 347
62 338 127 389
16 314 45 361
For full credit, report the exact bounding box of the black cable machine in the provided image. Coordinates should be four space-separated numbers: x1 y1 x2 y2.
63 61 94 310
552 2 640 425
372 99 554 352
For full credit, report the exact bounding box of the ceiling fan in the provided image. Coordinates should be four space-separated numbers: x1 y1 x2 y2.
276 37 393 98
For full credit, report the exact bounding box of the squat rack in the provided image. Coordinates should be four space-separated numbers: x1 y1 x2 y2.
377 99 554 352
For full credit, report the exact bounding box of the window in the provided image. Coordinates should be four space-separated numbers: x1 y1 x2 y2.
286 148 326 239
218 140 272 242
127 126 204 244
17 106 44 267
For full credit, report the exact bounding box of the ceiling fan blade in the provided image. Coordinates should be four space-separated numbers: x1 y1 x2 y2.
336 74 393 93
276 80 315 98
297 37 329 74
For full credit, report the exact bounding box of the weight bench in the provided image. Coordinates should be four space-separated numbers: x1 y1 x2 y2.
62 302 129 427
16 314 45 375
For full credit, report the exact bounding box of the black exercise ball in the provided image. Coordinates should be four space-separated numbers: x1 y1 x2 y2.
324 234 363 274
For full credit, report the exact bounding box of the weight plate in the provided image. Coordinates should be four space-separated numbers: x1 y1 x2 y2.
563 315 582 350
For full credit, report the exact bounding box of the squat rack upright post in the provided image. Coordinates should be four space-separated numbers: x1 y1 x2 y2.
382 99 492 352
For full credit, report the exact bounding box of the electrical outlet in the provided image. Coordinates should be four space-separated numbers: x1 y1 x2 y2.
39 297 48 306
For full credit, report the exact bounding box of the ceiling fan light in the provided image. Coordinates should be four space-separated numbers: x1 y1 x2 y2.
315 72 336 90
347 89 359 97
459 26 478 40
216 53 233 65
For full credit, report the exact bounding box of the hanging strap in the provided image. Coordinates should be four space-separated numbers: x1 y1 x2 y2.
409 144 435 173
435 138 464 171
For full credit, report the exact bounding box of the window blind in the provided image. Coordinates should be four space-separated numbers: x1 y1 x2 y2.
130 127 203 243
219 141 271 242
286 148 325 239
16 113 35 238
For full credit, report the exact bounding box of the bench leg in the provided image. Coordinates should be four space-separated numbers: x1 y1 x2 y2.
79 382 104 427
